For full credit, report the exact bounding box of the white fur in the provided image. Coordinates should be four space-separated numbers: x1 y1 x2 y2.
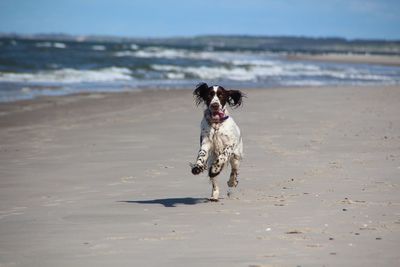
210 85 221 107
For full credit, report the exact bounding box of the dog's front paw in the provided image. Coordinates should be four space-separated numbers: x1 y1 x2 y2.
191 164 204 175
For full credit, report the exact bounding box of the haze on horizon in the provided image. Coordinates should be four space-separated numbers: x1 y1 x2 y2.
0 0 399 40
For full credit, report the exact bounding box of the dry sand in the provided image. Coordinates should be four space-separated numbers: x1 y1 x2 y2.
287 54 400 66
0 86 399 266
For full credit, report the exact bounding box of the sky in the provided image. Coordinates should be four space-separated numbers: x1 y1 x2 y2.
0 0 399 40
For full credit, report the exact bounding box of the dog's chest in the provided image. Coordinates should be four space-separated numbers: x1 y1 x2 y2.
209 120 238 154
212 129 229 153
201 116 239 154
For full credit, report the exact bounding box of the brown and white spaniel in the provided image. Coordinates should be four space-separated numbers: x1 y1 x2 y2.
191 82 244 201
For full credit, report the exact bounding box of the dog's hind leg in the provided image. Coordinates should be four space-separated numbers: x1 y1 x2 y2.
209 176 219 201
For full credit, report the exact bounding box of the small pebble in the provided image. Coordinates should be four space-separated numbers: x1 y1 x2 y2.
286 230 302 234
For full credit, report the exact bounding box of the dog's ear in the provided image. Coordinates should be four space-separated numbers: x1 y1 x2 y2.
193 82 209 106
228 90 244 108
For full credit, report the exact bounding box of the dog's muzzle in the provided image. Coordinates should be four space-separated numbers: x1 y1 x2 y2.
210 102 220 111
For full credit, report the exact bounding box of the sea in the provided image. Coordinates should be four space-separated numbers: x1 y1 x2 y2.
0 35 400 102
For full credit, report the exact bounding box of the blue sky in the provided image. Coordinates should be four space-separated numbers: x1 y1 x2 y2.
0 0 399 39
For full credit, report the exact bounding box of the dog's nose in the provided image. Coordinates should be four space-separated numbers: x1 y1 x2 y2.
210 103 219 109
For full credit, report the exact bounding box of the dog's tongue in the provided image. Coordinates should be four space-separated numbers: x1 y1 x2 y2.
211 110 225 121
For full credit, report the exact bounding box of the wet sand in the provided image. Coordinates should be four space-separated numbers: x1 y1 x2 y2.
0 86 400 266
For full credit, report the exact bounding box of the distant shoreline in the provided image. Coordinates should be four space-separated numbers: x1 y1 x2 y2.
1 33 399 55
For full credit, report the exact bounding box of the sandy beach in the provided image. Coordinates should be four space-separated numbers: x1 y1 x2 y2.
0 85 400 266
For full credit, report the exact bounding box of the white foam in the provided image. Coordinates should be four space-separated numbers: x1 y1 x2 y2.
21 87 32 93
114 47 248 62
92 45 106 51
35 42 53 48
152 62 396 82
231 59 277 66
283 80 326 86
153 64 279 81
35 42 67 49
152 64 264 81
0 67 132 83
115 47 188 59
165 72 185 79
114 50 138 57
53 42 67 49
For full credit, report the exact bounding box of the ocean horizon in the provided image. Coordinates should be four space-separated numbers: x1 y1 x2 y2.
1 34 400 102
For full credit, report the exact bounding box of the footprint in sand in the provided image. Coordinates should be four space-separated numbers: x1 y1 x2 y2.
107 176 136 186
144 169 168 178
42 198 77 206
120 176 136 183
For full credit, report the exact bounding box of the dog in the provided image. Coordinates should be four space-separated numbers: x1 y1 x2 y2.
191 82 244 201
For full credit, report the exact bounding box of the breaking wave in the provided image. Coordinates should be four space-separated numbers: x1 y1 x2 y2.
151 63 395 82
35 42 67 49
0 67 133 83
92 45 106 51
